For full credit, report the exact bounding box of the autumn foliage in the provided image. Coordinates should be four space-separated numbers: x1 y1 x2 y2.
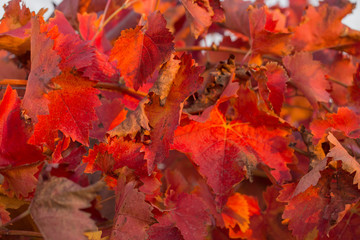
1 0 360 239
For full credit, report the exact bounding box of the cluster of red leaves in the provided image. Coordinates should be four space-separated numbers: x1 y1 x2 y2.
1 0 360 239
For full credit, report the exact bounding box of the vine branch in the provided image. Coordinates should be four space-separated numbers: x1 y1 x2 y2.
175 45 282 62
0 229 43 238
0 79 147 99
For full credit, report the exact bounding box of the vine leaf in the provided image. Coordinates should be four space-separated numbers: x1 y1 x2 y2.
283 52 330 110
145 54 204 173
110 12 174 90
0 86 44 168
180 0 214 39
30 176 105 240
22 16 61 122
29 71 101 148
110 177 154 240
0 0 32 55
173 103 293 206
310 107 360 144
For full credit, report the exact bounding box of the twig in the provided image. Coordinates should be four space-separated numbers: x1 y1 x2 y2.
0 229 42 238
0 79 147 99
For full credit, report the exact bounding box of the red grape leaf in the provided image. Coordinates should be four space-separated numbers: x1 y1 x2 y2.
283 52 329 109
83 137 146 175
79 10 101 32
310 107 360 144
52 32 95 72
293 132 360 197
53 141 87 170
1 163 40 198
0 203 10 226
251 63 289 116
248 6 292 65
184 55 236 117
168 193 212 240
110 177 154 240
222 0 251 37
22 16 61 122
221 193 260 238
48 11 119 83
30 176 105 240
29 71 101 148
133 0 157 16
78 12 106 51
90 98 125 140
322 53 355 106
173 104 293 206
145 54 204 173
83 143 114 174
280 167 360 238
209 0 225 23
0 0 32 55
323 204 360 239
110 12 174 90
263 62 289 115
180 0 214 39
249 186 294 240
292 158 327 198
82 48 120 83
55 0 80 26
48 10 75 35
234 84 292 129
108 98 151 138
350 64 360 107
327 133 360 189
148 55 181 102
0 86 44 167
147 219 184 240
291 3 356 52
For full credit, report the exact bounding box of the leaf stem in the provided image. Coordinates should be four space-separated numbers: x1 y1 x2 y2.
100 0 112 27
91 0 139 43
154 0 160 11
327 76 348 88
